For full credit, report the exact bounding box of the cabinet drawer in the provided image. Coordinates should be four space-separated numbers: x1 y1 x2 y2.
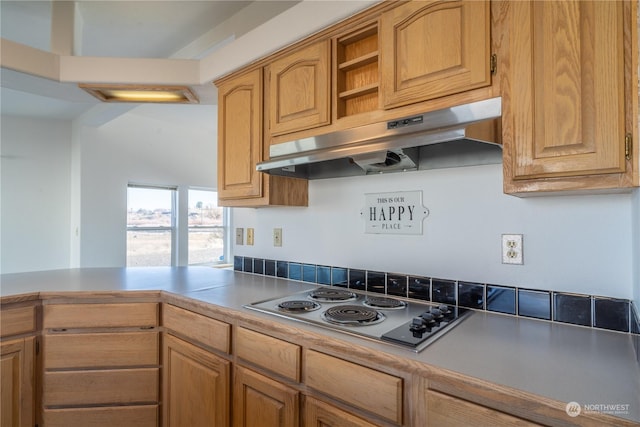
43 405 158 427
43 368 159 406
44 332 158 369
426 390 542 426
44 303 158 329
235 327 301 381
304 350 402 424
0 305 36 337
162 304 230 353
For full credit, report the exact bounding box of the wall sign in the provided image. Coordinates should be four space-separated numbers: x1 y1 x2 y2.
361 191 429 235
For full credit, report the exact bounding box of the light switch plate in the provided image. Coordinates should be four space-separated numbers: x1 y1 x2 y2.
236 228 244 245
246 228 254 246
502 234 523 264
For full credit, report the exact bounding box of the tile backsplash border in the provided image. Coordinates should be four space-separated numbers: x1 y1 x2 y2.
234 256 640 336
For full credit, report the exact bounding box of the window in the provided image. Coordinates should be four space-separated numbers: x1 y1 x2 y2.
126 185 176 267
126 185 229 267
188 189 226 265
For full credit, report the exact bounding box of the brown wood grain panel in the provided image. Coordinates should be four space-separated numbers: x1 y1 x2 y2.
233 365 299 427
163 334 230 427
43 303 158 329
44 332 158 369
425 390 541 426
235 327 300 382
304 350 402 424
304 396 381 427
0 306 36 337
162 304 230 354
43 406 158 427
43 368 158 406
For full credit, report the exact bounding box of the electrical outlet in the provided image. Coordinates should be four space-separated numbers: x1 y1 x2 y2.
502 234 523 264
235 228 244 245
273 228 282 247
246 228 254 246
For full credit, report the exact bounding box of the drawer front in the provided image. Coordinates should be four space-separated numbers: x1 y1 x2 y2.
43 405 158 427
304 350 402 424
0 305 36 337
162 304 230 353
426 391 543 426
44 303 158 329
43 368 159 406
235 327 301 381
44 332 158 369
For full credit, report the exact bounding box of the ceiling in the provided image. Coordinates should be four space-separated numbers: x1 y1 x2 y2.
0 1 297 124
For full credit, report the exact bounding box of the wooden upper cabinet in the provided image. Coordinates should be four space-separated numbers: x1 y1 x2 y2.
503 0 637 194
216 68 308 207
380 0 491 109
267 40 331 136
217 69 264 202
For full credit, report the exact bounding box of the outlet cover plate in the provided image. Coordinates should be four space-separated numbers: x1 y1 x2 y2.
273 228 282 247
502 234 523 265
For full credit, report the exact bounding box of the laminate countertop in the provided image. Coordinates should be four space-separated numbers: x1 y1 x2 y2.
1 266 639 424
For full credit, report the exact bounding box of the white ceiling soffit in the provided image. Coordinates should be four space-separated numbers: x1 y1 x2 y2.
1 1 378 86
0 1 379 124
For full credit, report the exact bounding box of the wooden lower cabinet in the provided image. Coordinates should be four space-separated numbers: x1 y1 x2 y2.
162 334 230 427
41 302 160 427
0 337 35 427
304 397 381 427
233 365 299 427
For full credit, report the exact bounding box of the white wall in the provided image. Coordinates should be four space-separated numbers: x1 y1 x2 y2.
633 189 640 307
75 104 217 268
1 117 72 274
234 164 637 299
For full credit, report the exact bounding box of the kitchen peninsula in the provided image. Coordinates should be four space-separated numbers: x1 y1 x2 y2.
1 267 638 427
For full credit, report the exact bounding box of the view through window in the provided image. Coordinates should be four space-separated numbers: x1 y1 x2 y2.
126 185 227 267
188 189 225 265
127 185 176 267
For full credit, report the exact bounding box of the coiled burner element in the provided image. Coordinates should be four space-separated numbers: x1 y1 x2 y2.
321 305 385 326
363 296 407 310
277 300 321 313
309 288 357 302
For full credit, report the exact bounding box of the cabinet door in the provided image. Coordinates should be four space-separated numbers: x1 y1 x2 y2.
163 334 230 427
217 69 264 201
304 397 380 427
0 337 35 427
506 1 627 184
233 366 299 427
380 0 491 109
267 40 330 136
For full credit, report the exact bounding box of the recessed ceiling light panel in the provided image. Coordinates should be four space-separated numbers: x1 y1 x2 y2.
78 84 199 104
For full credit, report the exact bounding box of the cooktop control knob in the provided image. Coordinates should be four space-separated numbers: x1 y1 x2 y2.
409 317 427 332
438 304 451 314
420 312 435 323
430 308 443 319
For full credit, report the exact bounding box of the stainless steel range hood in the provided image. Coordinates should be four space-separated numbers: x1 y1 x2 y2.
256 97 502 179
